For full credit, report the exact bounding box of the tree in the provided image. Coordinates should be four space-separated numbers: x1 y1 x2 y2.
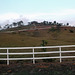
41 40 48 52
43 21 48 25
4 24 9 29
0 26 1 28
17 21 24 27
13 22 17 27
0 25 2 30
28 22 31 25
53 21 57 25
67 23 69 26
9 24 12 28
30 21 38 25
56 23 62 31
49 22 52 25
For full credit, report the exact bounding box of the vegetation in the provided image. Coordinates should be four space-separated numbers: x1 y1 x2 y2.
40 40 48 52
49 27 57 32
0 24 75 74
0 21 75 62
69 29 74 33
2 20 24 29
0 28 75 47
0 20 69 30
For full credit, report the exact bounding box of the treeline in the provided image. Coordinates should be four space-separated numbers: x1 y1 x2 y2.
3 21 24 29
28 21 69 26
0 20 69 30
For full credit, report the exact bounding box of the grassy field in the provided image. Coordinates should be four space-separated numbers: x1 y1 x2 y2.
0 29 75 62
0 29 75 47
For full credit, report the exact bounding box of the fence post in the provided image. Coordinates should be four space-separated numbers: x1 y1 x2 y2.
33 48 35 64
7 49 9 65
59 47 62 63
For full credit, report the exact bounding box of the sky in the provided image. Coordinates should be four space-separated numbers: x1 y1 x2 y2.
0 0 75 26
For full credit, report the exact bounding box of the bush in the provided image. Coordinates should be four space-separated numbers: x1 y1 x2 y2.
40 40 48 52
49 27 57 32
69 29 74 33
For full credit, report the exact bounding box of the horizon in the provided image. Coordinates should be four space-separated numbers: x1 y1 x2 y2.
0 0 75 26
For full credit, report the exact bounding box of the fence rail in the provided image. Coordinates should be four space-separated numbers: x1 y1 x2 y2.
0 45 75 65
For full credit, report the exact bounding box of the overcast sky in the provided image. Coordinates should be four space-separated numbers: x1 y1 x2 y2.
0 0 75 26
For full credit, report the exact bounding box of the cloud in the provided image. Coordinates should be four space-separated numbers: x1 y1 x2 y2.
0 13 29 27
26 9 75 17
0 9 75 26
0 13 19 21
26 9 75 26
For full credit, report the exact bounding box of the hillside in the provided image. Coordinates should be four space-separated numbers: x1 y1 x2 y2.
0 26 75 75
0 27 75 47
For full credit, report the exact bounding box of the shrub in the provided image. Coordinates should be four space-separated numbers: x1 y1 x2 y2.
40 40 48 52
69 29 74 33
49 27 57 32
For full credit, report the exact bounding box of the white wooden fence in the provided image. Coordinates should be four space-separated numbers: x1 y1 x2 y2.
0 45 75 65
